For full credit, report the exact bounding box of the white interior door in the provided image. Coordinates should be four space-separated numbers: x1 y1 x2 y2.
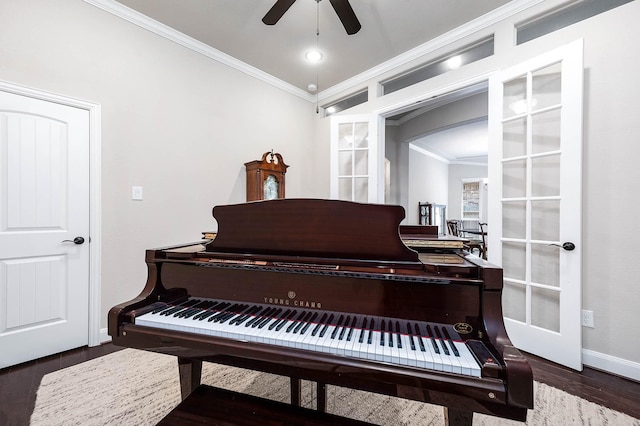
0 90 90 368
488 40 583 370
330 114 382 203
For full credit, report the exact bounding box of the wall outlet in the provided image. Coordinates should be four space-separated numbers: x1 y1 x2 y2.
581 309 595 328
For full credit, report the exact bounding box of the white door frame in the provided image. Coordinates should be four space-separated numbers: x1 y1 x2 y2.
0 80 102 346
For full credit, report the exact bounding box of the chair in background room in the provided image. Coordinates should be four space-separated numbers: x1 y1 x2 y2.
478 222 487 260
464 222 487 260
446 220 461 236
449 220 487 260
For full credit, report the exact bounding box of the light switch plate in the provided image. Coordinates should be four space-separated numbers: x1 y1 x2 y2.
131 186 143 200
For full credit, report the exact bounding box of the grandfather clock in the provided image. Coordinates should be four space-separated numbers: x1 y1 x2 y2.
244 151 289 201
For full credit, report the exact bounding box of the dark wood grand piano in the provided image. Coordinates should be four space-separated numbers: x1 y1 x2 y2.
109 199 533 425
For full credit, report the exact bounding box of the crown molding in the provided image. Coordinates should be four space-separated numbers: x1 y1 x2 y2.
409 144 450 164
82 0 314 102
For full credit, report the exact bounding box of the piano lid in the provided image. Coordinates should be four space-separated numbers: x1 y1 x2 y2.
206 199 420 264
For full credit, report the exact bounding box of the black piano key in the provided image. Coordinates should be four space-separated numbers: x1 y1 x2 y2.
256 308 282 329
346 316 357 341
380 320 386 346
276 310 297 331
407 323 416 351
162 299 201 316
311 313 328 336
269 308 292 330
442 327 460 356
426 324 441 354
207 302 232 322
358 317 368 343
193 301 225 320
395 321 402 349
433 326 449 355
293 311 312 333
229 304 253 323
217 304 245 323
151 302 171 314
338 317 348 340
287 311 307 332
299 312 318 335
185 301 218 319
178 300 214 318
367 318 374 345
224 305 251 324
210 303 240 323
319 314 334 337
252 307 276 328
414 323 426 352
343 316 355 341
231 305 261 325
331 315 344 339
246 306 272 327
195 308 218 321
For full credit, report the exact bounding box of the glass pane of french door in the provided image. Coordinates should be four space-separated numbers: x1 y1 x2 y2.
330 115 380 203
502 62 565 332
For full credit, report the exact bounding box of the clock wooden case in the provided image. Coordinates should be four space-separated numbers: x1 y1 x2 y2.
244 151 289 202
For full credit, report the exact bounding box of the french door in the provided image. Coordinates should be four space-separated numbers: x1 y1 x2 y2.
330 114 383 202
488 40 583 370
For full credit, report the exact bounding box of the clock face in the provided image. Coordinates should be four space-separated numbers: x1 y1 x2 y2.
263 174 279 200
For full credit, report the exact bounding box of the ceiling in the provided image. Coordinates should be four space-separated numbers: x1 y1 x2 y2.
113 0 513 93
412 119 488 164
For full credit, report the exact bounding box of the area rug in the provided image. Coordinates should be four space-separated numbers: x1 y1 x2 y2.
31 348 639 425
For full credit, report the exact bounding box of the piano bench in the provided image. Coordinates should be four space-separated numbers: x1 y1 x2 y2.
157 385 374 426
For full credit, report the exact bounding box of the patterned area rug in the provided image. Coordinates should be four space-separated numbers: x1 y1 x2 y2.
31 348 639 425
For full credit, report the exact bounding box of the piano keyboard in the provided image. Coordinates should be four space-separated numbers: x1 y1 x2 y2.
135 297 482 377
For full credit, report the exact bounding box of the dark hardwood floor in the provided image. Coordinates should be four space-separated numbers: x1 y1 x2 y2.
1 343 638 425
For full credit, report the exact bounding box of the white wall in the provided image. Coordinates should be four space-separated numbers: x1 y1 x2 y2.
318 0 640 376
406 147 449 225
0 0 315 330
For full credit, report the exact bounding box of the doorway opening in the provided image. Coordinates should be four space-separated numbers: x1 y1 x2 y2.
381 80 489 240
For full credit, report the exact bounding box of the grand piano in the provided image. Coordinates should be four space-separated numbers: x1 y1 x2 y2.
109 199 533 425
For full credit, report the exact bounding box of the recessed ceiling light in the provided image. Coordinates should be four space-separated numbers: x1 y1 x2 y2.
305 49 323 63
445 55 462 69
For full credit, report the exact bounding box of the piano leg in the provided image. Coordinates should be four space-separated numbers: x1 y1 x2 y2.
443 407 473 426
316 382 327 413
290 377 301 406
178 357 202 400
397 385 473 426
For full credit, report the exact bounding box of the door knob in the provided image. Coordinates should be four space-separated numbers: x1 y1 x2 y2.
62 237 85 245
549 242 575 251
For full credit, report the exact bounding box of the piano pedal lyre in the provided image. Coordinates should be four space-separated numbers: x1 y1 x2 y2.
290 378 327 413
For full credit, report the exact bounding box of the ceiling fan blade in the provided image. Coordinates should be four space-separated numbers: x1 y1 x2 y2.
328 0 361 35
262 0 297 25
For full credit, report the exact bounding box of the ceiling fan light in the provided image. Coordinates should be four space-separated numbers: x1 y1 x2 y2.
305 49 323 63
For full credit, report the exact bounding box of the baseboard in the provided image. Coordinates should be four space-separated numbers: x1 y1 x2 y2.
99 328 112 345
583 348 640 382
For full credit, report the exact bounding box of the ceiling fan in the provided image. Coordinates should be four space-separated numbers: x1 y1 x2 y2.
262 0 361 35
